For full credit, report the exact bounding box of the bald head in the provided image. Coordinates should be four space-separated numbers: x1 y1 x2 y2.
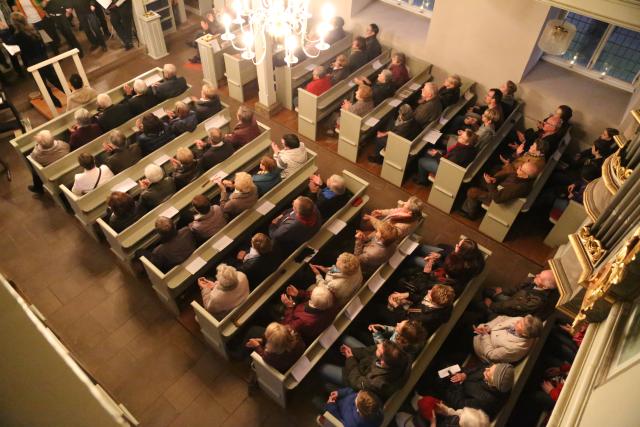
519 162 541 179
534 270 556 290
421 82 438 100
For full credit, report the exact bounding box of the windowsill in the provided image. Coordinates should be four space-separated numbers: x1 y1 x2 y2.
376 0 433 19
541 55 635 93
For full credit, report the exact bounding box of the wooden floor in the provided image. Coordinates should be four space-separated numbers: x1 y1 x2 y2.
0 20 551 427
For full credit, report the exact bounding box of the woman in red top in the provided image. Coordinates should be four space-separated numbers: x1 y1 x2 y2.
305 66 333 96
388 52 410 88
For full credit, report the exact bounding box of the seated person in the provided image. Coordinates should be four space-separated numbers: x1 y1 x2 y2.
388 52 410 89
319 340 410 400
500 80 518 111
287 252 363 307
245 323 305 374
511 115 562 155
497 139 547 178
355 69 394 106
252 156 282 197
279 286 335 344
549 166 599 220
329 84 374 135
146 216 197 272
188 11 224 63
71 153 114 195
235 233 280 287
416 129 478 185
152 63 188 101
320 389 383 427
137 164 176 212
330 54 350 84
269 196 322 253
93 93 131 132
483 270 559 320
354 222 398 276
307 173 351 219
364 23 382 60
473 314 543 363
437 362 514 419
475 108 500 149
370 104 419 164
170 147 200 190
325 16 346 44
136 113 174 156
223 105 261 150
395 401 489 427
460 162 541 220
102 130 141 174
193 84 223 122
366 319 427 358
188 194 226 242
272 133 308 179
195 127 235 173
198 263 249 319
167 101 197 135
386 284 455 335
66 73 97 111
572 127 618 169
28 130 71 194
69 108 102 150
121 79 158 115
448 88 503 134
364 196 424 239
217 171 259 219
438 74 462 109
305 65 333 96
414 82 443 128
348 37 368 72
107 191 142 232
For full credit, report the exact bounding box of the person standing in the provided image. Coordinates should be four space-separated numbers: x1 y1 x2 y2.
108 0 133 50
40 0 84 57
70 0 107 52
12 0 61 54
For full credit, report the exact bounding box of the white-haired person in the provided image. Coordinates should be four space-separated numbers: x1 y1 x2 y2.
307 173 350 219
71 153 114 195
244 322 305 374
198 263 249 319
363 196 424 240
137 164 176 212
28 130 70 194
193 84 223 122
279 285 336 344
286 252 363 307
328 84 374 136
473 314 543 364
93 93 132 132
414 82 443 127
69 108 102 150
152 63 188 101
217 171 259 219
354 68 395 106
120 79 158 115
394 397 491 427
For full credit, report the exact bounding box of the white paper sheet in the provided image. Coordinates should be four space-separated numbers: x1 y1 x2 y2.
409 82 421 91
96 0 111 9
210 39 221 52
326 219 347 235
291 356 312 382
159 206 179 218
153 154 172 166
553 151 562 161
439 116 449 126
115 0 126 6
372 60 383 70
319 325 340 349
144 74 163 87
305 63 316 71
204 114 228 131
182 96 193 105
152 108 166 119
212 235 233 252
345 297 363 320
256 200 275 215
400 239 419 255
422 130 442 145
364 117 379 128
111 178 137 193
347 81 356 88
367 273 385 293
438 364 461 378
185 257 207 275
2 43 20 56
389 252 404 269
388 98 402 107
210 169 228 182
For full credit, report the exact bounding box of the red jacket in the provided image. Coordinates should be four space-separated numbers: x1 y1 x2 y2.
283 297 335 345
305 76 333 96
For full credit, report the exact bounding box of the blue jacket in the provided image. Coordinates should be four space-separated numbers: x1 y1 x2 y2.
324 388 382 427
137 123 174 156
253 169 282 197
169 110 198 135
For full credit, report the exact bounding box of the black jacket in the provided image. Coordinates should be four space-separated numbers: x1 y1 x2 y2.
343 344 410 400
348 50 368 73
406 303 453 336
194 97 223 122
104 144 142 175
168 111 198 135
0 27 47 66
95 103 132 132
445 144 477 168
198 142 235 173
147 227 197 273
172 161 200 190
122 91 159 116
444 363 508 418
315 189 351 220
372 81 395 106
137 125 174 156
239 247 283 289
138 178 176 212
153 76 188 101
391 119 420 141
489 281 559 319
364 36 382 61
438 86 460 109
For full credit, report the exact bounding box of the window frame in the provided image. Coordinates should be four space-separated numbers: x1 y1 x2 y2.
541 10 640 93
376 0 434 19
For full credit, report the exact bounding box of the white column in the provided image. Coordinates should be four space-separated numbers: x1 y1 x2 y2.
251 1 281 116
175 0 187 24
197 34 222 88
139 12 169 60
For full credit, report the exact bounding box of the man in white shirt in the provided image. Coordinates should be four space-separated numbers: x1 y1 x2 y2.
71 153 114 195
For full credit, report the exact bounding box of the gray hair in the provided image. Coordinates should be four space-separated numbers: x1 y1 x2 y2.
109 130 126 148
327 174 346 195
404 196 424 216
133 79 148 95
379 69 392 83
520 315 543 338
237 105 254 124
35 130 54 149
310 286 333 310
313 65 327 79
96 93 112 108
216 263 239 290
163 63 177 78
398 104 414 121
144 164 164 183
74 108 92 126
422 82 438 99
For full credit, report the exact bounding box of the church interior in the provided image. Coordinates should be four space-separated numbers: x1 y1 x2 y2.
0 0 639 426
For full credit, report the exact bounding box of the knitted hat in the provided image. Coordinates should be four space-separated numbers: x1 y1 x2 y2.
491 363 514 392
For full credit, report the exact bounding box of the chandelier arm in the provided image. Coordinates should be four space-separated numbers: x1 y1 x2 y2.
301 43 320 58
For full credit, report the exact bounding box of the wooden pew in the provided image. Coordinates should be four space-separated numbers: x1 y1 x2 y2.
478 131 572 242
427 102 524 214
139 148 319 315
60 107 232 240
191 171 370 360
380 78 477 187
297 49 393 141
250 219 426 408
337 59 433 163
9 67 165 166
31 90 194 209
319 236 492 427
224 52 258 103
275 33 353 110
96 123 272 270
543 200 587 247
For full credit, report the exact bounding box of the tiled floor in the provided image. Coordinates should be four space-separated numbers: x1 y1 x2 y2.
0 18 549 427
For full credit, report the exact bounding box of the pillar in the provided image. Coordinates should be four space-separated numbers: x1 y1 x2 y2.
139 11 169 60
252 0 281 116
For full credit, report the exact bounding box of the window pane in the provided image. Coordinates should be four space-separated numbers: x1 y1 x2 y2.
562 12 608 66
594 26 640 83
